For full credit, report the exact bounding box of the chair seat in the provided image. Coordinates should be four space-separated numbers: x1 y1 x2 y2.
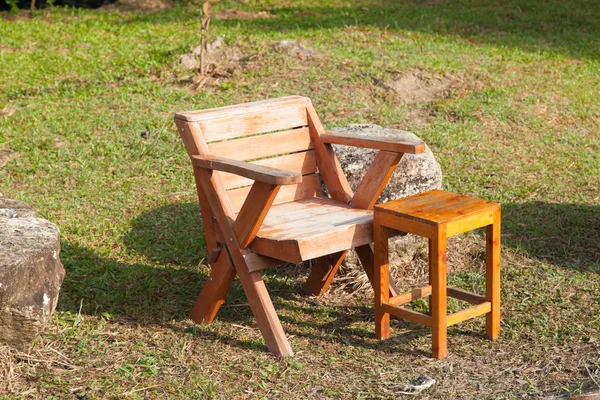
250 197 374 264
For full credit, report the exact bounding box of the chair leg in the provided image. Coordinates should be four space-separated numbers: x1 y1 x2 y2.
239 269 294 357
192 167 292 356
430 228 448 359
374 217 390 340
356 244 400 297
301 251 347 296
190 249 236 324
227 250 293 357
486 208 501 340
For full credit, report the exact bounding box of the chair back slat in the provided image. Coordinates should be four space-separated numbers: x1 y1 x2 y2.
220 150 318 190
207 127 312 161
228 174 321 213
176 96 310 123
201 107 308 142
175 96 322 215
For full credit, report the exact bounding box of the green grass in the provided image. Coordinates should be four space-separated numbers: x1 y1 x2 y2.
1 0 599 398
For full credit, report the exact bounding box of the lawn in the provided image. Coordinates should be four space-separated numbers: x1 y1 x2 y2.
0 0 599 398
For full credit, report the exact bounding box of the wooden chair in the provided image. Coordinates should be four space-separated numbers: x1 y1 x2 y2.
174 96 425 356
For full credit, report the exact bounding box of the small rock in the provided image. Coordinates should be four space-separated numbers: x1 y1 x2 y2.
191 45 203 56
180 53 199 70
184 39 243 76
271 40 317 58
191 38 225 57
206 37 224 53
394 375 436 395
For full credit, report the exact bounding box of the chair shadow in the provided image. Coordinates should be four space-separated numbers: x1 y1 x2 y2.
57 240 208 325
109 202 432 354
168 297 433 357
121 202 207 268
59 203 256 326
502 202 600 272
278 301 433 357
58 200 598 353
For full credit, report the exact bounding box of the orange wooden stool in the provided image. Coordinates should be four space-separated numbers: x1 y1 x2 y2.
373 190 501 359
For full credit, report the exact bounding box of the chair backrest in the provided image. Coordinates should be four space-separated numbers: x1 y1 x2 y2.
174 96 323 214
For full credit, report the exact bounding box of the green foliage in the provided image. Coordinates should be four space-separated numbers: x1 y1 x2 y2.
5 0 19 12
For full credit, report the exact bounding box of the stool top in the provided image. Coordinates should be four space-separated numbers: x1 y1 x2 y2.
375 190 499 225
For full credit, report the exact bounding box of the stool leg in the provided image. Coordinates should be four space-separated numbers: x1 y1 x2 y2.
428 239 433 314
486 208 501 340
374 214 390 340
430 226 448 359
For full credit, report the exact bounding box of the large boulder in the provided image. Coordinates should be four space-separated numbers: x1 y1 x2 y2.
330 124 443 290
0 196 65 350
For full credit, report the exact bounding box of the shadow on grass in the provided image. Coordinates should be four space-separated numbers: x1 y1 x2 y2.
503 202 600 272
60 236 426 355
58 204 231 325
56 204 208 324
171 298 433 357
57 240 207 324
122 202 207 268
54 202 433 354
58 200 598 353
108 0 600 60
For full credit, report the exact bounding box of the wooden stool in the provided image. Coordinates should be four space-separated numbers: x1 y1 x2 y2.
373 190 501 359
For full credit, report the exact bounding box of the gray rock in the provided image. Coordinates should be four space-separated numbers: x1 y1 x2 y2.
330 124 443 276
0 196 65 350
180 53 199 70
271 40 317 58
192 37 224 55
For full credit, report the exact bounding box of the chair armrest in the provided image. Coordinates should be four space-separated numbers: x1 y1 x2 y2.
320 132 426 154
191 155 303 185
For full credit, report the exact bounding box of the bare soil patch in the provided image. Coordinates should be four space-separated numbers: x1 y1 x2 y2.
177 38 318 93
380 71 463 104
0 11 32 21
0 105 16 117
213 9 273 20
0 45 18 53
180 38 244 73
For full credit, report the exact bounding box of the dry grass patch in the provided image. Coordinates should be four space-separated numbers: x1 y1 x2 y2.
213 9 274 20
